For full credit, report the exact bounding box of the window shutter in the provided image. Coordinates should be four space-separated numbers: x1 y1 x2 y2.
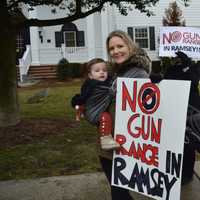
149 26 155 50
127 27 134 40
77 31 85 47
24 27 30 45
55 31 63 47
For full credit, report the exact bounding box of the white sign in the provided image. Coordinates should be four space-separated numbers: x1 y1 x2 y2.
112 78 191 200
159 26 200 58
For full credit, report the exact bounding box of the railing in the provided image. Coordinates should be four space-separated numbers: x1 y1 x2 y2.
61 45 88 57
18 45 32 82
38 46 89 64
64 47 89 62
63 46 86 54
26 45 103 67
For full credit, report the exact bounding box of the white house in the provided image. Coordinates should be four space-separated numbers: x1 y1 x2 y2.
17 0 200 81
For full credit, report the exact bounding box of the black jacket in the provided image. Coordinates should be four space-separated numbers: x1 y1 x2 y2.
71 76 112 108
164 63 200 110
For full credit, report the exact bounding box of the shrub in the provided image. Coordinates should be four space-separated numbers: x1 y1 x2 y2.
67 63 83 78
160 57 172 74
57 58 69 80
57 58 83 80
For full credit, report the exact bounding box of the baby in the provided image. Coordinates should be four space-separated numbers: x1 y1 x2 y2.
71 58 120 150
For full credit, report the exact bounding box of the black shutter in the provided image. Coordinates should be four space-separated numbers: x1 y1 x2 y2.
55 31 63 47
127 27 134 40
23 27 30 45
76 31 85 47
149 26 155 50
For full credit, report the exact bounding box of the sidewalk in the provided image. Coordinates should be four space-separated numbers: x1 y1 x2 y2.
0 162 199 200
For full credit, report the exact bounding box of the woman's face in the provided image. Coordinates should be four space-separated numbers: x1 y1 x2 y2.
108 36 130 64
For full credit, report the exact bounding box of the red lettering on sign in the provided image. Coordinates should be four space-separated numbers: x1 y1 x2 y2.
121 81 160 114
115 134 159 167
127 113 161 144
122 81 137 112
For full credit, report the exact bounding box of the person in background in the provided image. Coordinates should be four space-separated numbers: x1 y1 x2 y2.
71 58 120 150
164 51 200 185
151 51 200 184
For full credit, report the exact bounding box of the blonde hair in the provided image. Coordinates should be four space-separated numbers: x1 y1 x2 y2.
106 30 138 62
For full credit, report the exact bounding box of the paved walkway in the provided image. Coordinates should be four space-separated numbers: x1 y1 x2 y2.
0 162 199 200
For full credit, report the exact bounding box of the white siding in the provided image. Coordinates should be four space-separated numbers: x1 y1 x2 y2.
38 47 88 64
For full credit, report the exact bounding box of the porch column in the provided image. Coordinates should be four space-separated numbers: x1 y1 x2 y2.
101 4 117 60
29 8 40 65
86 14 96 59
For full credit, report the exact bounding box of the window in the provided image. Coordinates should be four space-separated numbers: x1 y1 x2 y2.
55 23 85 47
64 31 76 47
16 32 24 53
135 28 148 48
127 26 155 50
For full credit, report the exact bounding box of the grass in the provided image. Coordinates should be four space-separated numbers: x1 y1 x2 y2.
0 80 102 181
19 80 79 119
0 79 199 181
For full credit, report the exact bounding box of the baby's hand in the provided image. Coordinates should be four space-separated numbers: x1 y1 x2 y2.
75 105 84 121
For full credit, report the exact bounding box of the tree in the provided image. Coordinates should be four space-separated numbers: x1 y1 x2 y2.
162 1 186 26
0 0 189 127
161 1 186 73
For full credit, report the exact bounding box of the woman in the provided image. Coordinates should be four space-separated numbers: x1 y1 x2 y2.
98 30 151 200
107 30 151 79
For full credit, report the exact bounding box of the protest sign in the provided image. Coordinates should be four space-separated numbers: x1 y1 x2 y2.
159 26 200 58
112 78 191 200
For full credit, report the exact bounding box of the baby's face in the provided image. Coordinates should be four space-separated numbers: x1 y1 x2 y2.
89 62 108 81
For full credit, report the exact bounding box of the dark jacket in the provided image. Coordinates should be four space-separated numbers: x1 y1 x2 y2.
71 76 112 108
164 62 200 110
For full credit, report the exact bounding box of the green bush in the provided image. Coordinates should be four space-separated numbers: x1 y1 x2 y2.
57 59 83 80
160 57 172 74
57 58 69 80
67 63 83 78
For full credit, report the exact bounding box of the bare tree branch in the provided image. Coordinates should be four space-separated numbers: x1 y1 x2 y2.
7 0 22 10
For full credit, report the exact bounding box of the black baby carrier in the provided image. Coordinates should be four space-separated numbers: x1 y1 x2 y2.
84 82 115 125
84 67 149 125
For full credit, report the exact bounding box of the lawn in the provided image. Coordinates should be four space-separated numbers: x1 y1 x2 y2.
0 79 199 181
0 79 102 181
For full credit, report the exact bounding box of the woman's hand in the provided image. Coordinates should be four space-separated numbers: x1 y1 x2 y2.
150 73 163 84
